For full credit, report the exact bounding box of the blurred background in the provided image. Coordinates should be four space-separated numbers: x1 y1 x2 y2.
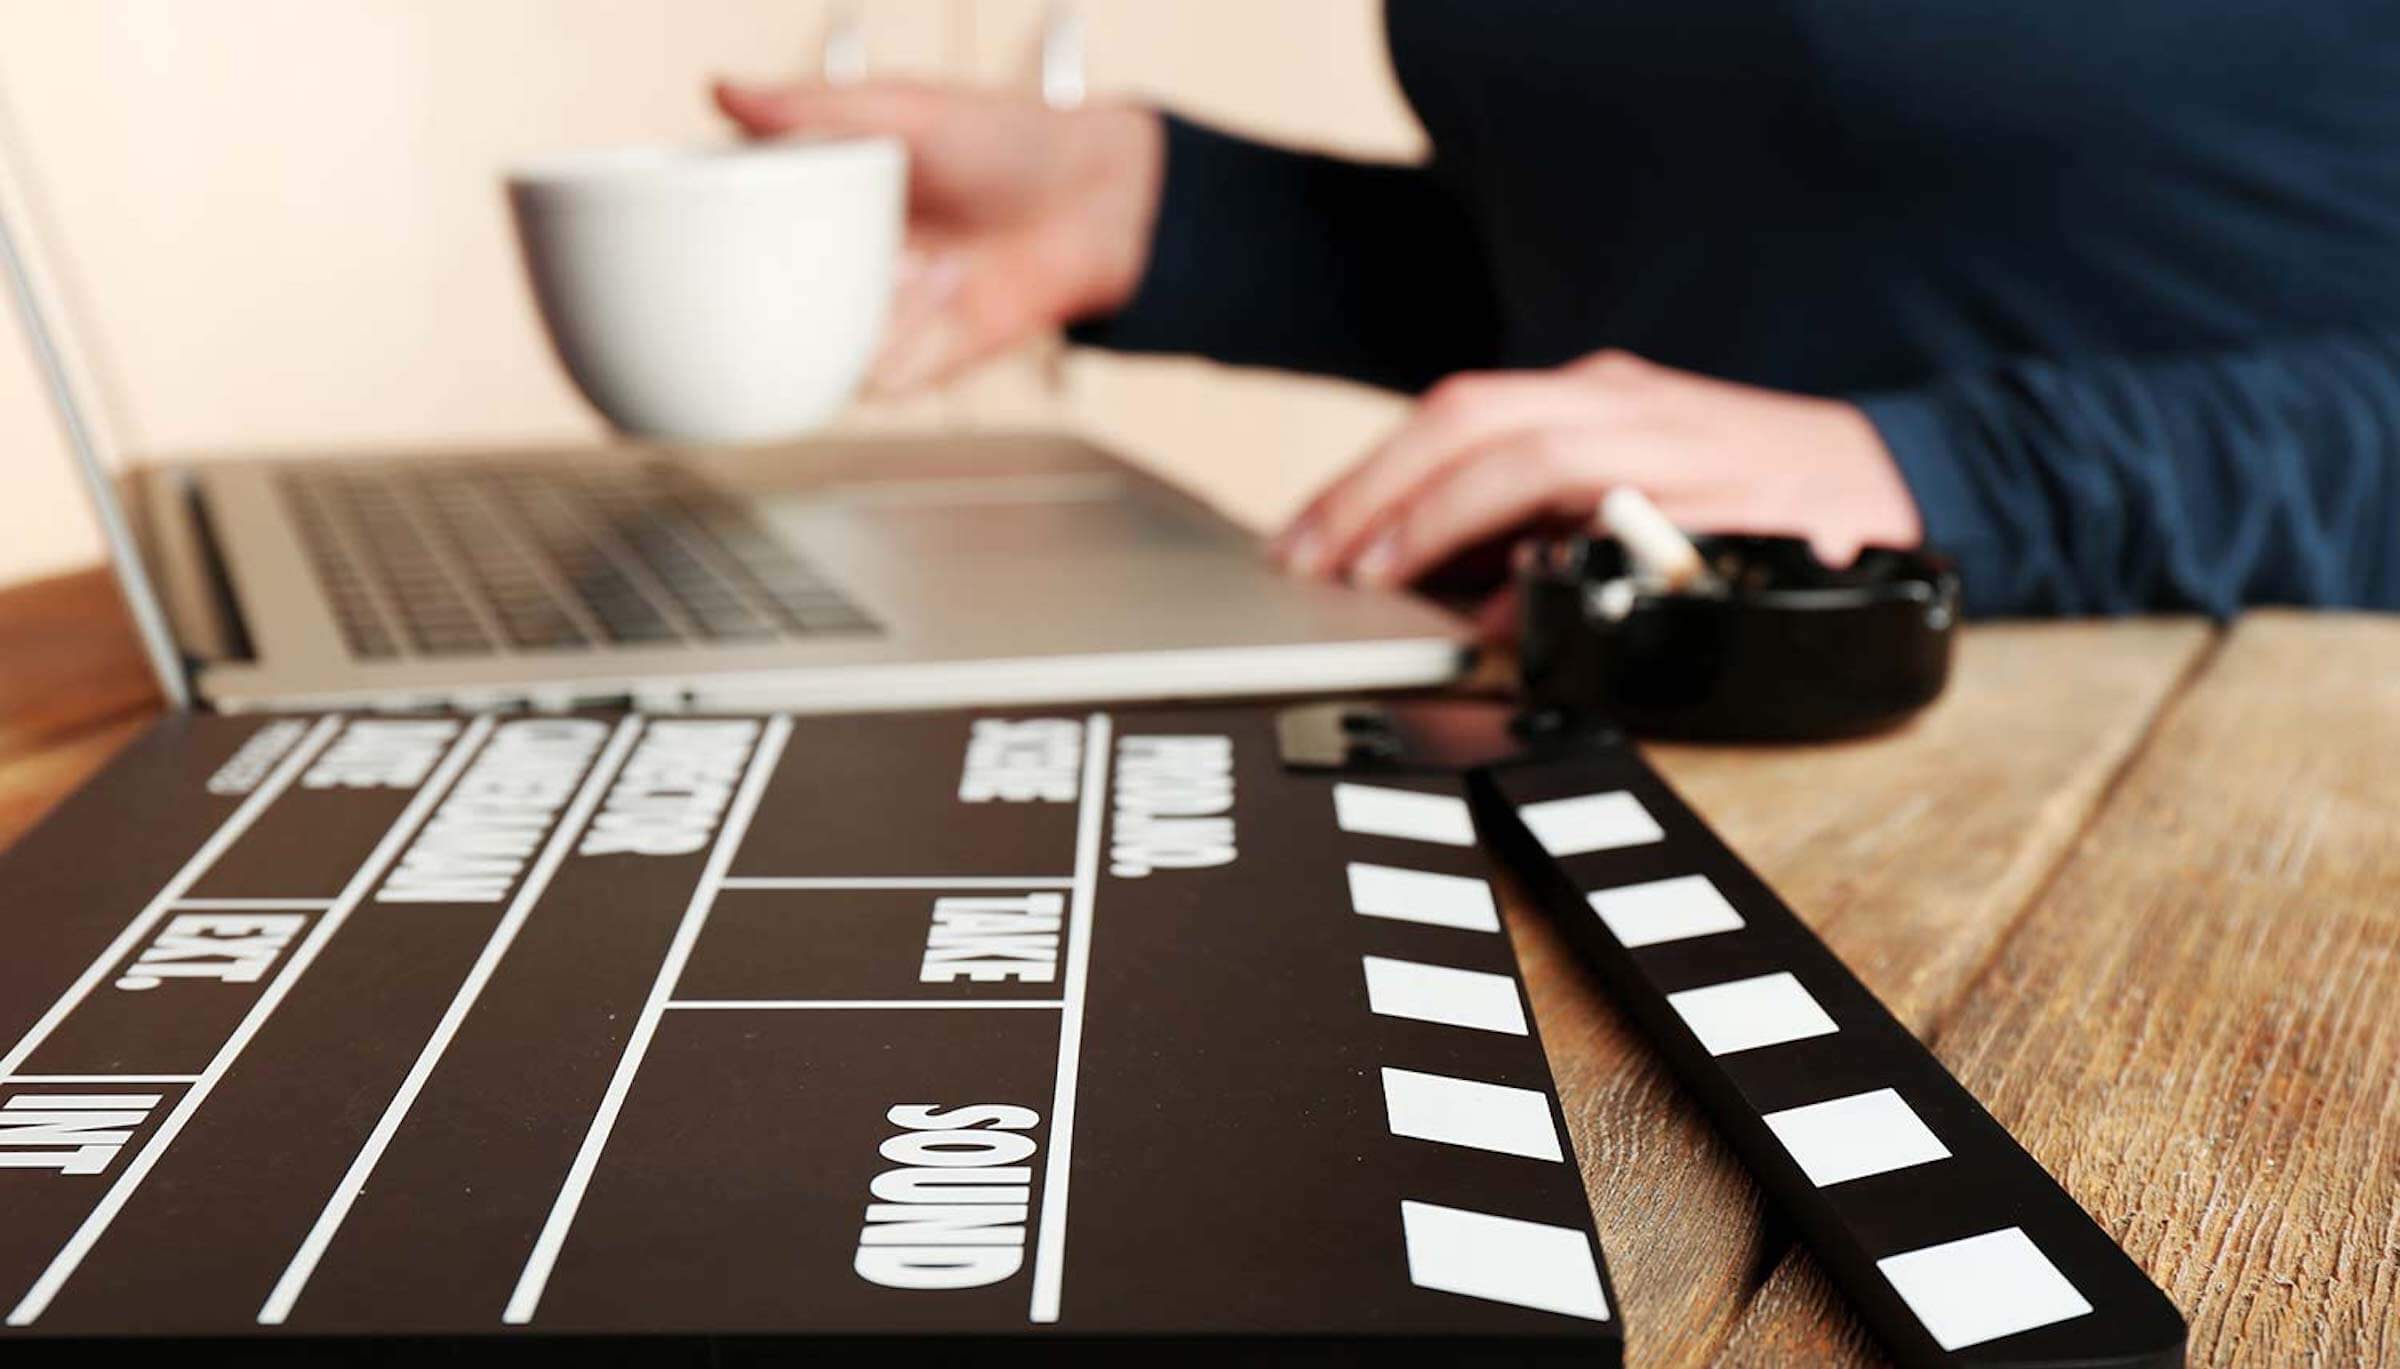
0 0 1420 588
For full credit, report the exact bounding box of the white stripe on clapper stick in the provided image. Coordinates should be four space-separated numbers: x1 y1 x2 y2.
503 714 791 1326
8 715 497 1326
0 714 344 1082
1027 711 1112 1323
258 715 646 1325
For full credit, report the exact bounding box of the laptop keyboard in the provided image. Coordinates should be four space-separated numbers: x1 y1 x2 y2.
279 462 878 660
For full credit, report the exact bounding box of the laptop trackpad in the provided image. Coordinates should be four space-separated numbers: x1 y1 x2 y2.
753 472 1231 560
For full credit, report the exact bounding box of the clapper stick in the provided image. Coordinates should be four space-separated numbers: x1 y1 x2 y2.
1465 738 2187 1368
1280 701 2185 1366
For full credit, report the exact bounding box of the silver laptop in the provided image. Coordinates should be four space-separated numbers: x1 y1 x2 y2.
1 149 1465 716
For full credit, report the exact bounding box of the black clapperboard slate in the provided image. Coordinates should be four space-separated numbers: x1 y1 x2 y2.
0 708 1617 1365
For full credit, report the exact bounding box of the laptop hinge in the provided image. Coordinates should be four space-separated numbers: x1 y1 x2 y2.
131 464 255 666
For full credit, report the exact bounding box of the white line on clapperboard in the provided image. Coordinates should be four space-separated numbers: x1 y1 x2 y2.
1027 711 1112 1324
256 716 647 1325
717 877 1074 891
502 714 793 1325
666 1000 1065 1010
0 715 343 1085
7 715 498 1327
170 898 334 911
1 1075 200 1084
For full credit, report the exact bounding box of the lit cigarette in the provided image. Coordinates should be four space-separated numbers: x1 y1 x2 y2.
1599 487 1720 593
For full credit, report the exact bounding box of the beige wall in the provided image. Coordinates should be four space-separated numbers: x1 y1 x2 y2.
0 0 1415 588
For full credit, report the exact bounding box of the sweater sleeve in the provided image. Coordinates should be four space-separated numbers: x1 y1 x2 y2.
1855 330 2400 618
1066 113 1500 394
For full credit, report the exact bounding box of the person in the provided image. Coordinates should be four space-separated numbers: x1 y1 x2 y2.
713 0 2400 630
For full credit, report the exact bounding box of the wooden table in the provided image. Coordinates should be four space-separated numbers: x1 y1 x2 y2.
2 565 2393 1363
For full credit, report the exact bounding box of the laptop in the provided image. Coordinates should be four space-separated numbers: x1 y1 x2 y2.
0 137 1465 716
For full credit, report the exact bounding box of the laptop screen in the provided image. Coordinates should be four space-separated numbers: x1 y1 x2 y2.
0 87 189 708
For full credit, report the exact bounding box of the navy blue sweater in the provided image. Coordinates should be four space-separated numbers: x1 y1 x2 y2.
1074 0 2400 616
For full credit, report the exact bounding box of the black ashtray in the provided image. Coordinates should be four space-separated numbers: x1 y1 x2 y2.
1517 534 1961 741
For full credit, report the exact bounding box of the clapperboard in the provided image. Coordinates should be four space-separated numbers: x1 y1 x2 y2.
0 703 2183 1365
0 708 1616 1363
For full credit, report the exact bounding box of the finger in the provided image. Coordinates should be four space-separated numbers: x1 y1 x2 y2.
1274 372 1606 578
1565 348 1660 383
866 315 964 397
865 254 1037 396
1274 373 1563 569
889 246 969 340
1641 498 1851 565
860 248 970 397
1349 427 1651 590
711 79 941 140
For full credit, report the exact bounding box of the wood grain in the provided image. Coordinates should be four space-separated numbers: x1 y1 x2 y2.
1717 612 2400 1365
0 567 161 846
0 567 160 752
0 710 153 850
1513 618 2214 1363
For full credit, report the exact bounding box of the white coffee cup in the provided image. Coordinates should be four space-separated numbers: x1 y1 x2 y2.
506 138 905 443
